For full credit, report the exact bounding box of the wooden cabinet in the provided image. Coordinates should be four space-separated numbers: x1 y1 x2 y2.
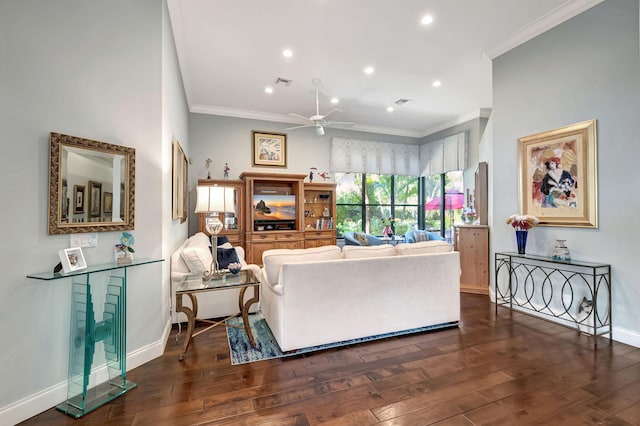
303 182 336 248
454 225 489 294
240 172 306 265
196 179 244 247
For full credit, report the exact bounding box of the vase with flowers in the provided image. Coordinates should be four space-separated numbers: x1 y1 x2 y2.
381 216 397 239
506 214 539 254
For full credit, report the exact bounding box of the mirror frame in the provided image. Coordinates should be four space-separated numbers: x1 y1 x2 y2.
48 132 136 234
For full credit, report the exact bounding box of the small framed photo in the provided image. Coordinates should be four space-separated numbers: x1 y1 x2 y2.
57 247 87 273
103 191 113 214
73 185 85 214
252 131 287 167
88 180 102 219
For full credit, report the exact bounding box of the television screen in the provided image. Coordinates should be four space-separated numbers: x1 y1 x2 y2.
253 194 296 221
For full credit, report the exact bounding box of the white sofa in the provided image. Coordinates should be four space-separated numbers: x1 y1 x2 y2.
260 241 460 351
170 232 260 323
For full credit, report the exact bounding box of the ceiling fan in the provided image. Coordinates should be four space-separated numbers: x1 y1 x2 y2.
285 81 354 136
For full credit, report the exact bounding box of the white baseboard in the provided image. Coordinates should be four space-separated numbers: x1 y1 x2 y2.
613 326 640 348
0 317 172 425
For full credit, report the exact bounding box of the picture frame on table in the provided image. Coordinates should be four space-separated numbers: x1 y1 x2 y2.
518 119 598 228
252 131 287 167
57 247 87 273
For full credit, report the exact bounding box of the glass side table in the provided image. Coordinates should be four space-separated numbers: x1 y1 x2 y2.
27 258 164 418
175 269 260 360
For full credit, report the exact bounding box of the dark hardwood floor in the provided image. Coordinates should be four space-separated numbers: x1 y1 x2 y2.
22 294 640 425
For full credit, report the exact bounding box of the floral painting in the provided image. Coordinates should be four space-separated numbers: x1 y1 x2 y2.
252 131 287 167
518 119 598 228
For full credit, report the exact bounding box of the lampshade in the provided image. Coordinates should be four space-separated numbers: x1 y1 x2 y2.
195 185 235 214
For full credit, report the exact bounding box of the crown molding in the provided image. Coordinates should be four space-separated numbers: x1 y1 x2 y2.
419 108 492 138
190 104 423 138
484 0 604 60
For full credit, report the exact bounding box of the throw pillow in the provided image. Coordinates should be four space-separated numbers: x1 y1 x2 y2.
217 247 240 269
353 232 369 246
181 246 213 273
414 229 429 242
216 235 229 246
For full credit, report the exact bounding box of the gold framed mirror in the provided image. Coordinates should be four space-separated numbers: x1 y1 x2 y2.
48 132 135 234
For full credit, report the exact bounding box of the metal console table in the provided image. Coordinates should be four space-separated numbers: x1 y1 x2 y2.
27 258 163 418
494 252 611 346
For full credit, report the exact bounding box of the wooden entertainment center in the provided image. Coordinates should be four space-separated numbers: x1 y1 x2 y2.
197 172 336 265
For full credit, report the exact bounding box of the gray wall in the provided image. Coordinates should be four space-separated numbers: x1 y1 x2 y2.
491 0 640 345
0 1 188 422
187 114 420 234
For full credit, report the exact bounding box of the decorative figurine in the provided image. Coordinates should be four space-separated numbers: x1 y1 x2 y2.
309 167 317 182
205 158 212 179
223 162 230 179
319 171 330 181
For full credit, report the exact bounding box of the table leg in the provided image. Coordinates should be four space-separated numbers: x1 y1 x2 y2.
238 284 260 346
176 293 196 361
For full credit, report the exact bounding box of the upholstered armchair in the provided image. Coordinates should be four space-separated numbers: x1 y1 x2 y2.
404 229 446 243
343 231 386 246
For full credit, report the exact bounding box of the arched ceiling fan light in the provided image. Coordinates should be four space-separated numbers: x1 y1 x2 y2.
316 126 325 136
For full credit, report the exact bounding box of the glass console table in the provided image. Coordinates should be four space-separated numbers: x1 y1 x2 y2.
494 252 611 347
27 258 163 418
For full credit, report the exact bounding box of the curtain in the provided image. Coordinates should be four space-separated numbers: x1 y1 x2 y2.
330 138 420 176
419 132 467 176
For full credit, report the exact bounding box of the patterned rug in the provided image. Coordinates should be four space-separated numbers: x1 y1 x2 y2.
226 312 458 365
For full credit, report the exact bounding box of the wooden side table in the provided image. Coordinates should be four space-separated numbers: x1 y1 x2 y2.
454 224 489 294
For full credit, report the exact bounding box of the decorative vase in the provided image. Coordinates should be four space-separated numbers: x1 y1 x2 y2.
551 239 571 261
515 230 528 254
382 225 393 238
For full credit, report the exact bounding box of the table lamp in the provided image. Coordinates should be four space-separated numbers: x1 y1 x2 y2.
195 185 235 279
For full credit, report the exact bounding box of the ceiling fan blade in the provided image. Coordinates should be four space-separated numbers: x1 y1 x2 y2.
288 112 312 122
285 124 314 130
322 108 342 120
324 121 354 128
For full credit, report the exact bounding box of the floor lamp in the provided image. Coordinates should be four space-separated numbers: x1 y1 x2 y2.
195 185 234 280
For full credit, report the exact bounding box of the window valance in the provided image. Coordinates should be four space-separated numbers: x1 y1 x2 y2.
330 138 420 176
419 132 467 175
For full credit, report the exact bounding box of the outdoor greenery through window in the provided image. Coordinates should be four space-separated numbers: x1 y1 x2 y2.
335 171 463 241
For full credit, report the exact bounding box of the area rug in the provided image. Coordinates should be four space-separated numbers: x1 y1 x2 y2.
226 313 458 365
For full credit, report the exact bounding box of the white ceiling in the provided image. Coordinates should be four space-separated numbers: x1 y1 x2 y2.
167 0 601 138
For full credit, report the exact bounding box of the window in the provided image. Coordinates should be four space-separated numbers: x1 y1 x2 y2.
422 170 464 242
335 173 419 237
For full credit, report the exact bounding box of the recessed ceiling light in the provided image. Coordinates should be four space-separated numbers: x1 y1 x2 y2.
330 98 339 104
421 15 434 25
363 66 374 75
387 106 394 112
282 49 293 58
265 86 273 94
432 80 442 87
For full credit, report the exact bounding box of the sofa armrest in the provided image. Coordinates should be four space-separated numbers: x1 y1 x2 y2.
260 268 284 295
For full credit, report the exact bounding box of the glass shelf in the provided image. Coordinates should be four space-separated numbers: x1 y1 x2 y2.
27 258 163 418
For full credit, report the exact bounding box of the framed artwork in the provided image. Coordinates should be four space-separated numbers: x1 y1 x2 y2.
103 192 113 214
61 179 69 221
88 180 102 219
73 185 85 214
172 140 188 223
518 119 598 228
252 131 287 167
57 247 87 273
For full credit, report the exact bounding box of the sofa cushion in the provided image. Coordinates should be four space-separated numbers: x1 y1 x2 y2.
189 232 212 247
395 240 452 255
353 232 369 246
262 245 343 284
414 229 429 242
342 244 396 259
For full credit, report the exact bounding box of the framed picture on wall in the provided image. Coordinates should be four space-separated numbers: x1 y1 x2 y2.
518 119 598 228
88 180 102 219
73 185 85 214
172 140 188 223
103 192 113 214
252 131 287 167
